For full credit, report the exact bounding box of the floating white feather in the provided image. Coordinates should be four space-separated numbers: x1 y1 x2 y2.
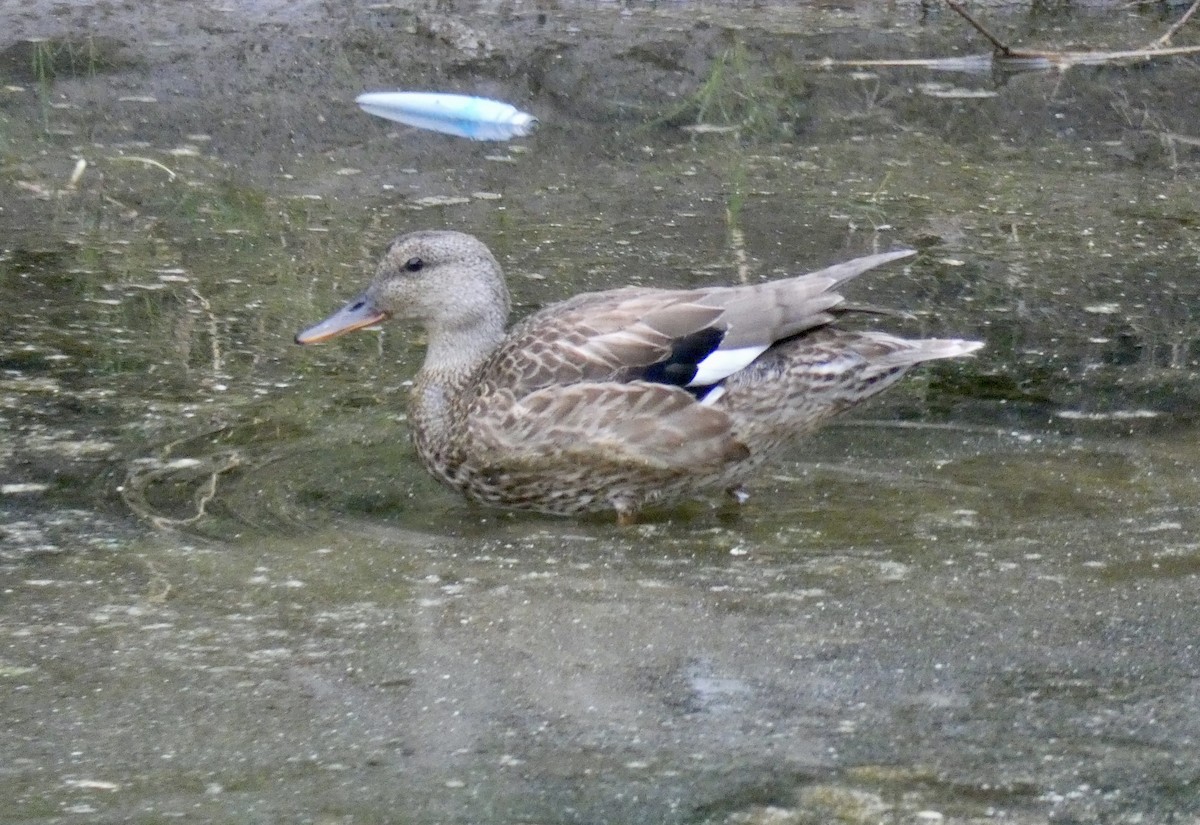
698 385 727 406
689 345 769 387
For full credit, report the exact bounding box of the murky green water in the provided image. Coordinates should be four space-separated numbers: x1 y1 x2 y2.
3 2 1200 823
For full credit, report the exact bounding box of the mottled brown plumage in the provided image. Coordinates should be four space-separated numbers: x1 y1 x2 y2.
296 230 982 521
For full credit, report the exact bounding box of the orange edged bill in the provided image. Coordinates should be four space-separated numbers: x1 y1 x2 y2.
295 294 388 344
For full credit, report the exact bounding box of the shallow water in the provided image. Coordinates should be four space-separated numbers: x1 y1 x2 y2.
3 2 1200 823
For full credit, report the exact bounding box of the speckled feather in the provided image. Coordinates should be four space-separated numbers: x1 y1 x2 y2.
296 230 982 520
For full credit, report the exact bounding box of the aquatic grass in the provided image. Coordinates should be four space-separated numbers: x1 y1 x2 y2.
30 35 103 133
0 110 12 165
31 35 103 82
650 39 803 141
32 38 55 133
200 179 272 233
723 156 750 283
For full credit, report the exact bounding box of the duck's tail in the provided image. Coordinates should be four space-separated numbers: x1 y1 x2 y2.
714 328 982 444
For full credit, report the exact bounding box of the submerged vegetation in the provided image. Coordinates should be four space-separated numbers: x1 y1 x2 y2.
24 35 115 132
653 39 813 141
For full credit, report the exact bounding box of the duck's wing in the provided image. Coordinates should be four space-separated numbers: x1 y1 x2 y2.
486 249 917 396
487 288 725 391
471 382 750 473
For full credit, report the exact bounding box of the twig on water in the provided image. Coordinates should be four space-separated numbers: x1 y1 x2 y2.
945 0 1012 56
806 0 1200 73
1147 0 1200 48
944 0 1200 71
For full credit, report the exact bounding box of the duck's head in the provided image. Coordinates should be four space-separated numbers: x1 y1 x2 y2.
295 230 511 345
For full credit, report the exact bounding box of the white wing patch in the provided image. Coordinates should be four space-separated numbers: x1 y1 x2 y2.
688 344 769 386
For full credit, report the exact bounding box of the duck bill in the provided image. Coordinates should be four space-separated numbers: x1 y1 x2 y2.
295 294 389 344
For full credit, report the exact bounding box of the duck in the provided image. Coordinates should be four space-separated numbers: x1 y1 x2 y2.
296 230 982 523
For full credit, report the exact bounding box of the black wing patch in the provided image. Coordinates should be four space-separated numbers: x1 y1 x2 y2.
640 327 725 390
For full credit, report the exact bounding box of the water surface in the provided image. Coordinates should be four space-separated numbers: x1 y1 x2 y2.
3 2 1200 822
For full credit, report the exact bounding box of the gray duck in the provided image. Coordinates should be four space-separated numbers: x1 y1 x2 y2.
296 230 981 522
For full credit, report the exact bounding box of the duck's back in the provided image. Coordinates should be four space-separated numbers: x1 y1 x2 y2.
430 268 978 517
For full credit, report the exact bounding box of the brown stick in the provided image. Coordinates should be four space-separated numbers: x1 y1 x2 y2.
1148 0 1200 48
945 0 1012 56
998 43 1200 67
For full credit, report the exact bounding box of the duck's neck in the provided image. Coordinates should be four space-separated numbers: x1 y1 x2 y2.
408 318 506 478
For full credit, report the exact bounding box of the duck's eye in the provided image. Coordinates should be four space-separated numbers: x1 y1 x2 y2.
404 257 424 272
